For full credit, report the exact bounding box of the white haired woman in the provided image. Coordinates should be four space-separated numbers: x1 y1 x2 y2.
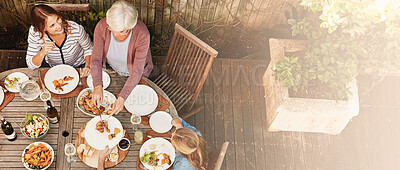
90 0 153 115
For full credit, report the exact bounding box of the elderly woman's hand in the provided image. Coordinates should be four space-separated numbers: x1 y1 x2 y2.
92 85 103 108
109 96 125 115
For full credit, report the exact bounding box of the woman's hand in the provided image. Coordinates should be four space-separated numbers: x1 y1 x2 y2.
172 118 183 129
80 67 90 77
42 41 55 53
109 96 125 116
92 85 103 108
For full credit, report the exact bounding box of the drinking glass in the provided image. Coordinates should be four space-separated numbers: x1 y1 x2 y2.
130 114 141 131
64 143 77 163
19 80 41 101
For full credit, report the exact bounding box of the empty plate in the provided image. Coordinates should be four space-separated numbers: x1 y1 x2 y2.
124 85 158 116
87 71 111 89
149 111 173 133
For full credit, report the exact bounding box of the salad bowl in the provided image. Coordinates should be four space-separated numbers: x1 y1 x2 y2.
20 113 50 139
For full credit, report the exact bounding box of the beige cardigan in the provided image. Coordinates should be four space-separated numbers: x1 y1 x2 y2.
90 18 153 100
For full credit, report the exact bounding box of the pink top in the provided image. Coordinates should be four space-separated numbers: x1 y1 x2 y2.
90 18 153 100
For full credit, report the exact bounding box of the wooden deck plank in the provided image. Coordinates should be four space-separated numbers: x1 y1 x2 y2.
248 61 266 170
211 59 226 170
239 61 256 170
221 59 235 170
203 61 216 151
230 60 246 170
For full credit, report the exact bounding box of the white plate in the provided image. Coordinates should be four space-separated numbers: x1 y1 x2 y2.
0 87 4 106
4 72 29 93
21 142 54 170
84 115 123 150
124 85 158 116
139 138 175 170
87 71 111 89
149 111 173 133
76 88 116 117
44 65 80 94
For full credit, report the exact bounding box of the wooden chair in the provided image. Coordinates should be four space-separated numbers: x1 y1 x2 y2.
154 23 218 118
207 142 229 170
43 4 90 29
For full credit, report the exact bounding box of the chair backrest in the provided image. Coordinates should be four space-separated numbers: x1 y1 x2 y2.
160 23 218 111
44 4 90 29
207 142 229 170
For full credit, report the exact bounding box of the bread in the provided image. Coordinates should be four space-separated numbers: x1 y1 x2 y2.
87 147 95 157
83 145 91 157
80 131 85 138
77 144 86 154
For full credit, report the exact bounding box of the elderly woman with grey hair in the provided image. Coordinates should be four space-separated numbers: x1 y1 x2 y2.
90 0 153 116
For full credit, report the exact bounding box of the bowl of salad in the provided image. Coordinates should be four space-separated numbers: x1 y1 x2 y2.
20 113 50 139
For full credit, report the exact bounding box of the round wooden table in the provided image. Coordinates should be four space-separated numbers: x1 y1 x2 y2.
0 68 178 169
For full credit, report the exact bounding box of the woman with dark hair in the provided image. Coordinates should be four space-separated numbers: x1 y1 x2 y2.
26 5 93 76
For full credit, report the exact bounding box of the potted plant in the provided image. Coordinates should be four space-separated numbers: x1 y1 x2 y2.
263 0 400 134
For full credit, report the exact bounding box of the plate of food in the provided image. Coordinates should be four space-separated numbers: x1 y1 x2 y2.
149 111 173 133
76 88 116 116
20 113 49 139
44 65 79 94
0 86 4 106
87 71 111 89
84 115 123 150
124 85 158 116
21 142 54 170
4 72 29 93
140 138 175 170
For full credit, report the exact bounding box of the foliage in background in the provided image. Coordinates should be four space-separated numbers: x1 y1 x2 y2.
273 0 400 100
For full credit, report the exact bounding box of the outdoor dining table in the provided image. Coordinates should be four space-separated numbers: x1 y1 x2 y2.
0 68 178 169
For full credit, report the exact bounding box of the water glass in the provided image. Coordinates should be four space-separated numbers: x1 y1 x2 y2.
64 143 77 163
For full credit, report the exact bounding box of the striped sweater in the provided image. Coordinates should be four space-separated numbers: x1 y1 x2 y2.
26 21 93 69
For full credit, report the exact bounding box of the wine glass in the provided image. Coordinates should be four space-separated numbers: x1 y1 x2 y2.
64 143 77 163
130 113 141 131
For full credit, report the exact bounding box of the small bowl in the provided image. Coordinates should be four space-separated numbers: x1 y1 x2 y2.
20 113 49 139
108 152 119 162
118 138 131 151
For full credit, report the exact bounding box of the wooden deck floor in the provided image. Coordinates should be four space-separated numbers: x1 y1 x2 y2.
184 58 400 170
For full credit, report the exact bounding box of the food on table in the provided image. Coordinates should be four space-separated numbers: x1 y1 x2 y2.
78 90 108 115
108 152 118 162
23 113 49 138
118 138 130 150
5 77 20 89
23 143 52 169
95 120 110 133
80 145 95 157
107 128 121 139
161 153 171 165
52 76 74 92
80 130 85 138
87 147 95 157
140 151 158 166
77 144 86 154
114 128 120 134
140 151 172 167
108 134 116 140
